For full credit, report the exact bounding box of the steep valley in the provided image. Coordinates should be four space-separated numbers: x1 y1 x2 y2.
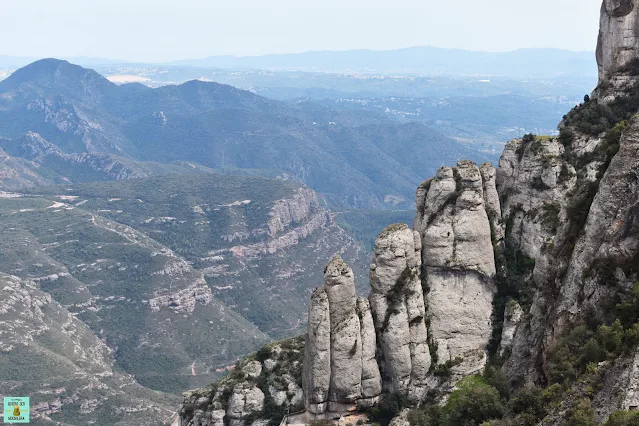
0 172 363 424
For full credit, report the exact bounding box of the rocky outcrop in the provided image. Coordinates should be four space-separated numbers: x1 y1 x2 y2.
369 224 430 402
303 288 332 415
597 0 639 83
268 188 321 237
226 384 265 425
303 256 382 419
556 118 639 328
498 300 523 356
180 336 305 426
415 160 497 373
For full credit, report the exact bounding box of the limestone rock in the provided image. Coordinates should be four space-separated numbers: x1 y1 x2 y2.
556 116 639 330
243 361 262 379
324 256 363 413
389 409 411 426
303 288 331 415
415 161 496 372
304 256 382 418
369 224 430 402
498 300 523 356
356 298 382 407
480 162 504 244
226 383 265 421
597 0 639 82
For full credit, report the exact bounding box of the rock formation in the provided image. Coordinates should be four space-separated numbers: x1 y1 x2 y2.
301 161 502 417
597 0 639 82
415 161 498 373
303 256 382 419
181 336 305 426
369 224 430 402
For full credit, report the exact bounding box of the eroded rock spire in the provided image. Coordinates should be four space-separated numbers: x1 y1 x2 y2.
303 255 381 419
597 0 639 83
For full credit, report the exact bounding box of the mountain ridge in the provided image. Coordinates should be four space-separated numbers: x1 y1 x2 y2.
0 58 486 209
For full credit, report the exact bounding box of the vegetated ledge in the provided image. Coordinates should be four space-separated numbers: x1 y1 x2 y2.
180 336 305 426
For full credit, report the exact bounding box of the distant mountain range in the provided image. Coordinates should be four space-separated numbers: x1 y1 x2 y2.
172 47 597 77
0 58 486 209
0 46 596 77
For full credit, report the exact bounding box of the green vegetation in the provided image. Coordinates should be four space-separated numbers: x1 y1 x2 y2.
369 393 410 426
488 245 535 355
540 203 561 233
604 410 639 426
440 376 505 426
433 356 464 377
382 266 418 332
407 372 506 426
565 399 597 426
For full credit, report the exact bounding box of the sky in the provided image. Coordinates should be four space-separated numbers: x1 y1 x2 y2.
1 0 602 62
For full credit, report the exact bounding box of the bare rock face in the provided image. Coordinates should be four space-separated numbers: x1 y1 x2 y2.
480 163 504 244
415 161 497 372
556 118 639 330
357 298 383 407
303 288 331 415
226 383 265 423
303 256 381 419
369 224 431 402
597 0 639 83
498 300 524 356
324 256 362 413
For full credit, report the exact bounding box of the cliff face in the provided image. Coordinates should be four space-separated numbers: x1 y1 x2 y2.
415 161 499 373
597 0 639 83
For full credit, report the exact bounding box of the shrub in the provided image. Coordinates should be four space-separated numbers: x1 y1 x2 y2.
616 283 639 327
256 345 273 362
369 393 409 426
439 376 505 426
565 399 597 426
604 410 639 426
433 357 464 377
510 386 546 423
541 203 561 233
483 366 511 400
407 404 441 426
559 127 575 147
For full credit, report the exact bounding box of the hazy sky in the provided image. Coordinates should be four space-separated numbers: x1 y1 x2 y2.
2 0 602 62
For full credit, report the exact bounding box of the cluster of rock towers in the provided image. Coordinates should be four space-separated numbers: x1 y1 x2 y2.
302 161 504 419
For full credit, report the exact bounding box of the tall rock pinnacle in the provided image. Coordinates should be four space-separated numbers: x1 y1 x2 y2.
414 161 498 374
303 256 382 420
597 0 639 83
369 223 431 402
